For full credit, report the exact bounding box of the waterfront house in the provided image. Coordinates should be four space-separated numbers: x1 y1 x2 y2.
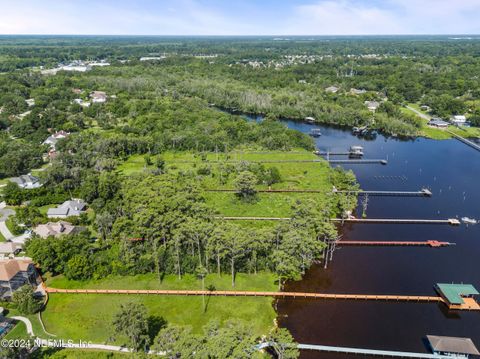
0 258 38 300
428 118 449 128
47 199 87 218
9 174 42 189
451 115 467 126
33 221 84 238
427 335 480 358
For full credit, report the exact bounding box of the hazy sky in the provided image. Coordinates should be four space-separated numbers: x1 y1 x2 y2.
1 0 479 35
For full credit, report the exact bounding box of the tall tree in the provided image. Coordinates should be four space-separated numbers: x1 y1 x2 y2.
112 302 150 352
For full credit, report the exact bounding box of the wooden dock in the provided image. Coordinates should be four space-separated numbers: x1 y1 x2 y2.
328 159 388 165
334 189 432 197
338 240 453 248
45 287 444 303
216 217 461 226
206 188 432 196
331 218 461 226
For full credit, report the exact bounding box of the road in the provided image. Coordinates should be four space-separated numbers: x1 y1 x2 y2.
0 202 30 243
405 105 431 120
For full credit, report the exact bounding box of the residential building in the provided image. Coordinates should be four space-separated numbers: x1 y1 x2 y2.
428 118 449 128
25 99 35 107
43 130 70 149
47 199 87 218
9 174 42 189
365 100 381 111
451 115 467 126
325 86 339 93
33 221 84 238
350 88 366 95
0 258 38 300
0 243 22 257
90 91 107 103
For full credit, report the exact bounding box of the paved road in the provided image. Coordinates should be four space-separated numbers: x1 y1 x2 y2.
405 105 431 120
0 203 30 243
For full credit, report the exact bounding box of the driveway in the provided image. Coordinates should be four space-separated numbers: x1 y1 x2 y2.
405 105 431 121
0 204 29 243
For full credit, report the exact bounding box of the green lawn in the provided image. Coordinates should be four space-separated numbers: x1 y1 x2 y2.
33 348 130 358
4 321 29 341
119 151 334 221
42 273 277 342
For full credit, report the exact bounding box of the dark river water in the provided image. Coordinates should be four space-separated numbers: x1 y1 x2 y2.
247 115 480 358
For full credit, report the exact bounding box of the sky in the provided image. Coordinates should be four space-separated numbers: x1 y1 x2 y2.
0 0 480 36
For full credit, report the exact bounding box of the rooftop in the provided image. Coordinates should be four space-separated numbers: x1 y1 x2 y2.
0 258 32 281
435 283 479 305
427 335 480 355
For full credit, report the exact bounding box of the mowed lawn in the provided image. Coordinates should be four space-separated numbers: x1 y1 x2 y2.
43 273 277 342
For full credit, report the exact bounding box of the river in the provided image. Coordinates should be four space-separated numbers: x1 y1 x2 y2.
246 115 480 358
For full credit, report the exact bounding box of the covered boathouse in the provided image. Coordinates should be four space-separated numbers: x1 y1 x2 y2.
435 283 480 310
427 335 480 358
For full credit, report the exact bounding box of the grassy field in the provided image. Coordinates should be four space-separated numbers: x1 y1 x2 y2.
42 273 277 342
119 151 334 221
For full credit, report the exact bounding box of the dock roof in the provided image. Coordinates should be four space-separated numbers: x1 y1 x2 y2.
427 335 480 355
435 283 479 305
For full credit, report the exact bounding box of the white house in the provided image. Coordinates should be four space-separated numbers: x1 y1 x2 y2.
43 131 70 149
451 115 467 126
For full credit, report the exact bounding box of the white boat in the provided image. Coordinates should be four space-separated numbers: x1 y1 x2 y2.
461 217 477 224
309 128 322 137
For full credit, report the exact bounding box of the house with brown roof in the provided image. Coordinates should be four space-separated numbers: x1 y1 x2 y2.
0 258 38 299
33 221 84 239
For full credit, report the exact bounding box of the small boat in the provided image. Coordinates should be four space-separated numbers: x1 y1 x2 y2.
352 125 368 134
309 128 322 137
305 116 316 123
461 217 477 225
348 145 364 158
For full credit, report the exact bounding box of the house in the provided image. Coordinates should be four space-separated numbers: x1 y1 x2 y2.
25 99 35 107
47 199 87 218
43 130 70 149
72 88 83 95
325 86 339 93
73 99 91 108
428 118 449 128
451 115 467 126
0 243 22 257
350 88 367 95
420 105 431 112
0 258 38 300
9 174 42 189
427 335 479 358
90 91 107 103
365 100 381 111
33 221 84 239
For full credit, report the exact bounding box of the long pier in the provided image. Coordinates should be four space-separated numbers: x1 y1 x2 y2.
206 188 432 196
216 216 461 226
328 159 388 165
331 218 461 226
338 240 453 248
45 287 444 303
334 189 432 197
447 130 480 152
297 343 456 359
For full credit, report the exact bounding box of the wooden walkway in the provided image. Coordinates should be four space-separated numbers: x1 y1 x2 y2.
45 287 444 303
328 159 388 165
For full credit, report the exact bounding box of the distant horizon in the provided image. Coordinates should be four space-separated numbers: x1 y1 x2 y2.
1 1 479 36
1 34 480 37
